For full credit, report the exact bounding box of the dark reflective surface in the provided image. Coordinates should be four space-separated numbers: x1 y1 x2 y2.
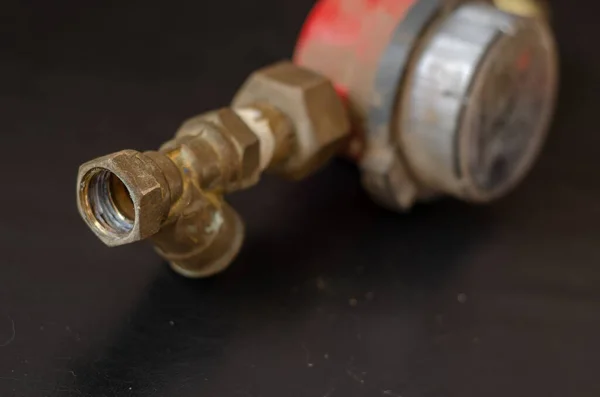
1 1 599 396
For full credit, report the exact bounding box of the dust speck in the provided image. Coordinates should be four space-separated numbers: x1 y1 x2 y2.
324 353 329 359
365 292 375 300
0 316 16 347
65 326 71 332
457 293 467 303
169 320 175 326
324 386 336 397
435 314 444 325
316 277 326 291
302 344 313 368
349 298 358 307
473 337 480 344
347 369 365 384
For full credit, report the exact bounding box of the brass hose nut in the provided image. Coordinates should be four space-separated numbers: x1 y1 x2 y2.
233 61 350 179
77 150 175 246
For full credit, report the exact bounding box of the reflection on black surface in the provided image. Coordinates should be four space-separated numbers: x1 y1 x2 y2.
72 162 492 396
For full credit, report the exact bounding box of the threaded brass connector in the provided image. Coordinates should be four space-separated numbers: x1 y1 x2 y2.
76 61 350 277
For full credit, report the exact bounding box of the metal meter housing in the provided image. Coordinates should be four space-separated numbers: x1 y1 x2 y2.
295 0 558 209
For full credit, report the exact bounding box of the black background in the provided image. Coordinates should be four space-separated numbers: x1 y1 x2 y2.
1 1 599 396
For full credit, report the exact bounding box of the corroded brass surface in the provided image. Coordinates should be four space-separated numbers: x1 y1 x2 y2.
76 62 350 277
233 61 350 179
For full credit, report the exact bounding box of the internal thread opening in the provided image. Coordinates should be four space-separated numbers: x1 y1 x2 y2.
83 169 135 235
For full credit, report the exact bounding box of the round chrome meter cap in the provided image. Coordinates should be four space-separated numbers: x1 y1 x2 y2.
400 2 557 202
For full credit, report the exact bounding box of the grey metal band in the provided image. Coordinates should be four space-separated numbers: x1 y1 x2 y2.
367 0 443 136
360 0 444 210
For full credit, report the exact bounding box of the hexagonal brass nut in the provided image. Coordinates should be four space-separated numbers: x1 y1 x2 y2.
233 61 350 179
77 150 171 247
195 108 261 190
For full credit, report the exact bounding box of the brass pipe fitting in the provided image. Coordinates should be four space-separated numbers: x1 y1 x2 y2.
493 0 549 19
77 1 558 278
77 61 350 277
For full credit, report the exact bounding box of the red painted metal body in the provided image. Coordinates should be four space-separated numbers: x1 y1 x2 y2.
294 0 417 102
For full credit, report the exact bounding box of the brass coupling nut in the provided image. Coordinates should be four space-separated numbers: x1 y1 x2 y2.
76 62 350 277
78 150 178 247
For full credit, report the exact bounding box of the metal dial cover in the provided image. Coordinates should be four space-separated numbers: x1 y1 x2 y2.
400 2 557 201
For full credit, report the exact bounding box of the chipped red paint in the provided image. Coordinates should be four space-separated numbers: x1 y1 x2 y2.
294 0 416 99
294 0 419 160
